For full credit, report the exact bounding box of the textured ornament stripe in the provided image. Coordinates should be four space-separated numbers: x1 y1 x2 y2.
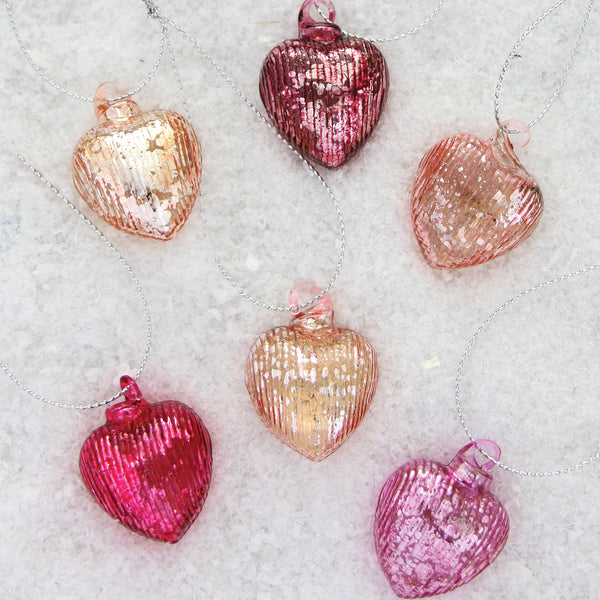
80 400 212 543
259 37 388 168
375 457 509 598
411 132 542 268
246 325 377 461
73 109 201 240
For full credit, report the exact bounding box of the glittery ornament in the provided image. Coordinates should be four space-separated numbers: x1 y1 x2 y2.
374 441 509 598
72 83 202 240
245 286 378 460
259 0 388 169
80 376 212 543
411 130 543 268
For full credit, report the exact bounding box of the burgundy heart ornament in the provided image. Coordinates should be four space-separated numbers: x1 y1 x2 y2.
374 441 509 598
411 130 543 268
259 0 388 169
80 376 212 543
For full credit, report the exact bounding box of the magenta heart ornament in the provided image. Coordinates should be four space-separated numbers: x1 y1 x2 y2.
259 0 388 169
374 441 509 598
80 376 212 543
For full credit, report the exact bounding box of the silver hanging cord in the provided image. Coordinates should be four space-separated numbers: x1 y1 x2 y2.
4 0 166 103
455 265 600 477
317 0 447 43
495 0 596 135
0 156 153 410
144 1 346 313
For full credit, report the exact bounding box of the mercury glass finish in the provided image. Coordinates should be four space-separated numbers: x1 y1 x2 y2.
374 442 509 598
245 294 378 461
72 83 202 240
411 130 543 268
80 376 212 543
259 0 388 169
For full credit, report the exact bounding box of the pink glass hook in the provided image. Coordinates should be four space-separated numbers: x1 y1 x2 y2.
502 119 532 147
460 439 502 473
298 0 340 41
288 282 333 320
105 375 147 423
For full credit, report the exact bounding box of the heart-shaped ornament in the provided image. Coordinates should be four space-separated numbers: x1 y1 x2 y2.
80 376 212 543
72 83 202 240
259 0 388 169
245 288 378 460
411 130 543 268
374 441 509 598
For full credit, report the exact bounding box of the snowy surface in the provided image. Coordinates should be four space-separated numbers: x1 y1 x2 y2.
1 1 599 599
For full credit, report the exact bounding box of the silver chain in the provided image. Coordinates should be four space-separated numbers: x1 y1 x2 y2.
455 265 600 477
145 2 346 313
5 0 166 103
0 156 153 410
495 0 596 134
317 0 446 43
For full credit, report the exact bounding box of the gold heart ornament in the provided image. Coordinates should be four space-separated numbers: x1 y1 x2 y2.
72 83 202 240
245 289 378 461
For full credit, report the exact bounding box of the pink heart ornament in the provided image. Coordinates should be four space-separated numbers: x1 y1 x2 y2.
79 376 212 543
411 130 543 268
374 441 509 598
259 0 388 168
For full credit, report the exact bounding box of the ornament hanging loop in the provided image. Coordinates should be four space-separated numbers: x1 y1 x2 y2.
299 0 340 41
501 119 531 147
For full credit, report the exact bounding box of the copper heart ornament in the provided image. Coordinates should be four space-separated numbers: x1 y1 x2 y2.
411 130 543 268
245 292 378 461
259 0 388 169
80 376 212 543
374 442 509 598
72 83 202 240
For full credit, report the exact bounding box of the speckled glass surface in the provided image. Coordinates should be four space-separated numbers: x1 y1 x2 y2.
72 83 202 240
374 442 509 598
259 0 388 169
411 130 543 268
80 376 212 543
245 294 378 461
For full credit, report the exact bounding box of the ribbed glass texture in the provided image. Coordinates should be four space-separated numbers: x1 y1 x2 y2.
411 130 543 268
80 376 212 543
374 443 509 598
259 2 388 169
72 84 202 240
245 298 378 461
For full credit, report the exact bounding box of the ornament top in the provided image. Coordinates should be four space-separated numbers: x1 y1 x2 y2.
448 440 501 493
298 0 342 42
105 375 149 423
94 82 143 125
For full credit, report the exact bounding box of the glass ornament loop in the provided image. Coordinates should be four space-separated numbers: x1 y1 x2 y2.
298 0 341 41
105 376 148 423
289 283 334 329
449 440 502 492
501 119 532 147
94 82 143 125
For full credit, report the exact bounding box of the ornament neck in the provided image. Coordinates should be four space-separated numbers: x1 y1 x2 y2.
289 283 334 329
298 0 342 42
448 440 500 492
105 376 149 423
94 82 142 125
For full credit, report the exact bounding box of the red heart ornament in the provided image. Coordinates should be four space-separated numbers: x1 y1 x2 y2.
80 376 212 543
374 442 509 598
72 83 202 241
411 130 543 268
259 0 388 169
